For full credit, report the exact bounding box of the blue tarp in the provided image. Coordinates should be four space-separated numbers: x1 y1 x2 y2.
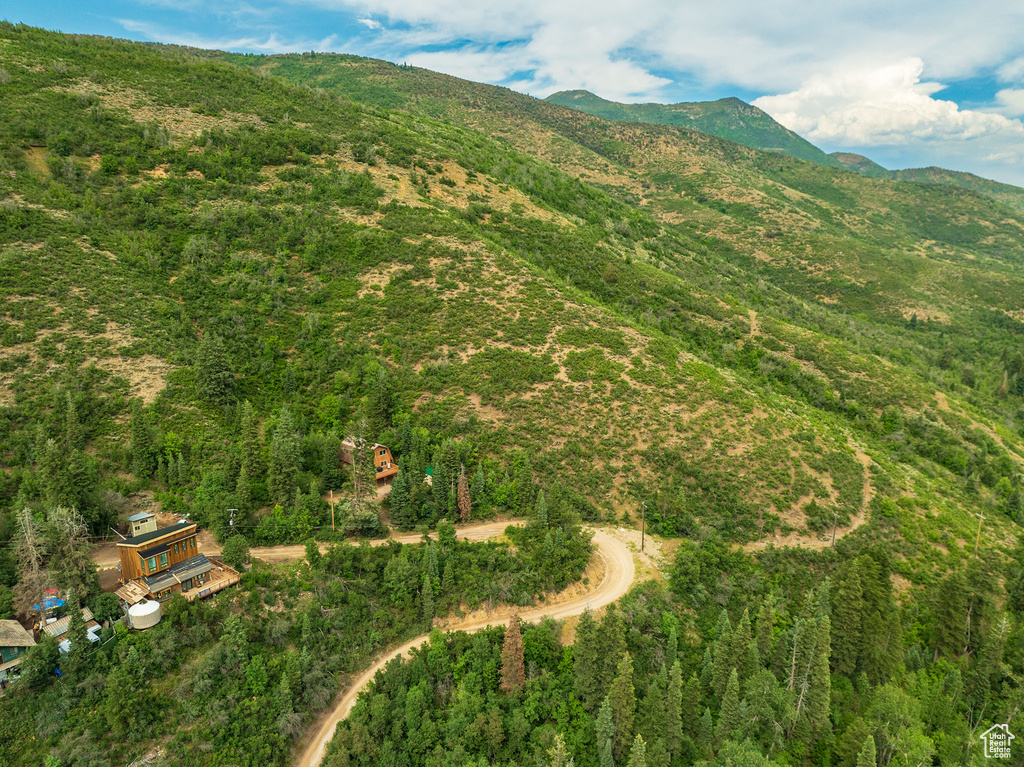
33 596 66 611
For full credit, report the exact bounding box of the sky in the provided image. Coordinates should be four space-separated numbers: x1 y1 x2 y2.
9 1 1024 186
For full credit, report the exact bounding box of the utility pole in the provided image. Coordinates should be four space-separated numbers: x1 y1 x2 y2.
641 501 646 552
227 508 238 536
974 512 986 557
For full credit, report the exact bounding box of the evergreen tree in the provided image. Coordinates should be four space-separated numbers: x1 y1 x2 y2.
239 401 263 481
500 615 526 695
574 609 602 713
420 573 434 625
698 708 714 758
534 489 548 528
389 468 414 529
366 367 396 439
268 408 300 505
665 660 683 756
713 610 734 699
666 626 678 668
933 570 968 658
547 733 572 767
717 669 742 741
732 608 755 683
236 464 252 510
596 696 615 767
156 454 167 487
195 333 234 405
682 673 702 740
320 431 343 491
626 734 647 767
856 733 876 767
457 465 471 523
756 594 776 662
807 616 832 738
597 608 628 693
130 400 155 479
832 562 864 674
471 466 486 506
609 652 636 763
64 392 83 451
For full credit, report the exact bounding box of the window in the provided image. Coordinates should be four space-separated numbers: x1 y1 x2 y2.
190 538 195 549
148 557 157 572
159 552 168 568
174 543 179 555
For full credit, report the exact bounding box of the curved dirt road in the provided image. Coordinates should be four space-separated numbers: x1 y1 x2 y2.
294 527 636 767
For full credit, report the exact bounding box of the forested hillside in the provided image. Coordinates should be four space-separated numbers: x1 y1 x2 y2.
0 23 1023 767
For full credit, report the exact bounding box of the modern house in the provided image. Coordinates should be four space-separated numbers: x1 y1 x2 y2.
0 619 36 684
127 511 158 537
340 440 399 488
113 522 238 608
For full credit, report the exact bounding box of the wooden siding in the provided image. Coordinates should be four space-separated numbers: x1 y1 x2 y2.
117 527 199 581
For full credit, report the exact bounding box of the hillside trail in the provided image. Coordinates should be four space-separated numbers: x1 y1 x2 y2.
293 527 637 767
743 441 874 552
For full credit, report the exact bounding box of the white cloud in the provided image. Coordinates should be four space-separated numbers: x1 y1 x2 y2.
753 58 1024 146
995 89 1024 117
118 18 338 53
356 18 382 30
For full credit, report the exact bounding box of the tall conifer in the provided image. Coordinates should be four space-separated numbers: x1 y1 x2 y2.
500 615 526 695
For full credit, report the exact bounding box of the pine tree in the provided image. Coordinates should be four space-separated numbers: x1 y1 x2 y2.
626 734 647 767
64 392 83 451
609 652 636 763
732 608 754 683
236 464 252 510
547 733 572 767
268 408 300 505
597 608 628 691
807 616 832 738
239 401 263 480
713 610 734 699
500 615 526 695
856 733 876 767
534 489 548 528
366 367 396 439
596 696 615 767
832 562 864 674
156 454 167 487
716 669 742 741
471 466 486 506
666 626 678 668
934 570 968 658
420 573 434 625
665 660 683 755
682 673 702 740
457 465 471 523
130 400 154 479
389 468 414 529
574 609 602 713
698 708 714 758
195 333 234 405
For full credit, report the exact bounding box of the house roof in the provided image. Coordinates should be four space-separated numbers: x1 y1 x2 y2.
142 553 214 593
127 512 155 522
118 522 197 548
115 580 151 606
42 608 95 638
0 619 35 648
139 542 171 559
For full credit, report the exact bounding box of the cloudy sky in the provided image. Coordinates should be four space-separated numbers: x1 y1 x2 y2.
12 1 1024 185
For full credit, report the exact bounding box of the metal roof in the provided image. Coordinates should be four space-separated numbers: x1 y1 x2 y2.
41 608 95 638
143 554 214 593
118 522 197 547
127 512 155 522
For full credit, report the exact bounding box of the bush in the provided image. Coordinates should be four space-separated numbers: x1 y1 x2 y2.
222 534 250 569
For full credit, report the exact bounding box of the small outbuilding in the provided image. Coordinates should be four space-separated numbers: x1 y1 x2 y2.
0 619 36 683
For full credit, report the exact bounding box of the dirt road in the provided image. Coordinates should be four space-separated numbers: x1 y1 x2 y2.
91 520 524 569
294 527 636 767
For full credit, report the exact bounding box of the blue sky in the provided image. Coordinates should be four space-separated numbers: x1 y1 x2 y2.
9 1 1024 186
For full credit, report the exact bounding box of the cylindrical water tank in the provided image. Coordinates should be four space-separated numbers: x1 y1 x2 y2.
128 599 162 630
